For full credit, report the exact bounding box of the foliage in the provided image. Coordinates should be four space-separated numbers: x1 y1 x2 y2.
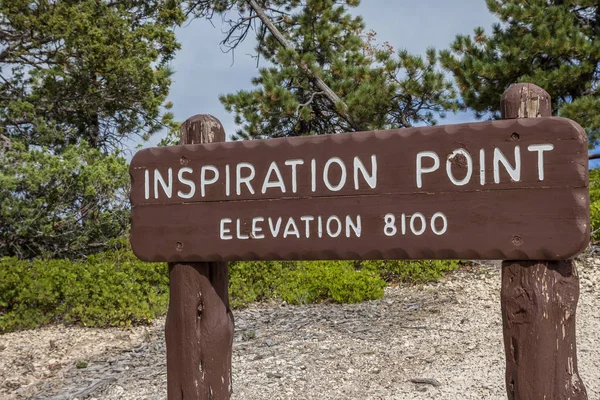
1 0 186 259
589 168 600 242
189 0 458 140
0 0 184 152
0 245 461 332
440 0 600 145
0 141 129 259
229 260 386 307
361 259 462 284
228 259 460 308
0 249 169 333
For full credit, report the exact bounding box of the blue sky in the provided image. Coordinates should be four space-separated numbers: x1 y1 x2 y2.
126 0 499 154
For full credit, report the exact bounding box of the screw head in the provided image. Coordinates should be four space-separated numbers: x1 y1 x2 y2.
512 235 523 246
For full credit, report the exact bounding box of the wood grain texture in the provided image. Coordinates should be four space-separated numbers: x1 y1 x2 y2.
500 84 588 400
130 117 589 262
501 261 587 400
165 115 233 400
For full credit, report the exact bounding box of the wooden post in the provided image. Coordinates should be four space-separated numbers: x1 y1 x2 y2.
165 115 234 400
500 83 588 399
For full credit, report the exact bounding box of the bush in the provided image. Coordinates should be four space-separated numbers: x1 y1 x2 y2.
0 248 460 332
228 259 460 308
230 260 386 307
0 249 169 333
589 168 600 242
360 259 462 284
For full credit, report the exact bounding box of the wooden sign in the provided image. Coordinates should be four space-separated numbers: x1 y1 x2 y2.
129 117 589 262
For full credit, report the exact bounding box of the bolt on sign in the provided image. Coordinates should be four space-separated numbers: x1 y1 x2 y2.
129 117 589 262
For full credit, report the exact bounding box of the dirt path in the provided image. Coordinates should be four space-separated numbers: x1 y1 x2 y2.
1 257 598 400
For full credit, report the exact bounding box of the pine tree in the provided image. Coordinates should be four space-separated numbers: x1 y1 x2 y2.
0 0 184 151
440 0 600 145
0 1 185 258
190 0 458 139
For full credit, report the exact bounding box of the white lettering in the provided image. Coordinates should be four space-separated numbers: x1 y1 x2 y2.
431 212 448 235
252 217 265 239
236 219 249 239
283 217 300 238
311 159 317 192
285 159 304 193
225 164 231 196
220 218 233 240
494 146 521 183
416 151 440 188
384 214 397 237
353 155 377 190
144 170 150 200
200 166 219 197
177 167 196 199
479 149 486 185
268 217 282 237
317 215 323 238
261 161 286 194
410 213 426 235
154 168 173 199
326 216 342 237
300 216 314 238
446 149 473 186
527 144 554 181
236 163 256 195
346 215 362 237
323 157 347 191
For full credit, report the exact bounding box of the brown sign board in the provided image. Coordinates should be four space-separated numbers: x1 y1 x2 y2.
129 117 589 262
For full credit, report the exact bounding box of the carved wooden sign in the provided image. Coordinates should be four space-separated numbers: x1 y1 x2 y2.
129 117 589 262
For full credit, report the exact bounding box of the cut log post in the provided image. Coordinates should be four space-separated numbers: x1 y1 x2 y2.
165 115 234 400
500 83 588 400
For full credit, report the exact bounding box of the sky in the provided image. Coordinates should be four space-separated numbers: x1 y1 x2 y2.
129 0 500 154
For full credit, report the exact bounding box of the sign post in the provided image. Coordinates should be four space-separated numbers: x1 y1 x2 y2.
163 115 234 400
499 83 588 399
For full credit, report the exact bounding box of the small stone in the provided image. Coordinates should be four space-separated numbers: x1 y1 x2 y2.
410 377 442 387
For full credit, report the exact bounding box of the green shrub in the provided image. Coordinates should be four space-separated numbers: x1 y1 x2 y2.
229 260 387 307
1 248 460 332
0 249 168 333
589 168 600 242
360 259 462 284
277 261 386 305
228 259 460 308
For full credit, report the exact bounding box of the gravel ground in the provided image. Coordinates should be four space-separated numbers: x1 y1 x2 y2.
1 257 598 400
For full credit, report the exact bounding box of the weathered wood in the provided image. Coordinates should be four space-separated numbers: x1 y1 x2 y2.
500 83 588 400
130 117 589 262
500 83 552 119
165 115 233 400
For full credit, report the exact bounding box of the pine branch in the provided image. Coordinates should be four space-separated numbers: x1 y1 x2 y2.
0 133 10 150
247 0 363 131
